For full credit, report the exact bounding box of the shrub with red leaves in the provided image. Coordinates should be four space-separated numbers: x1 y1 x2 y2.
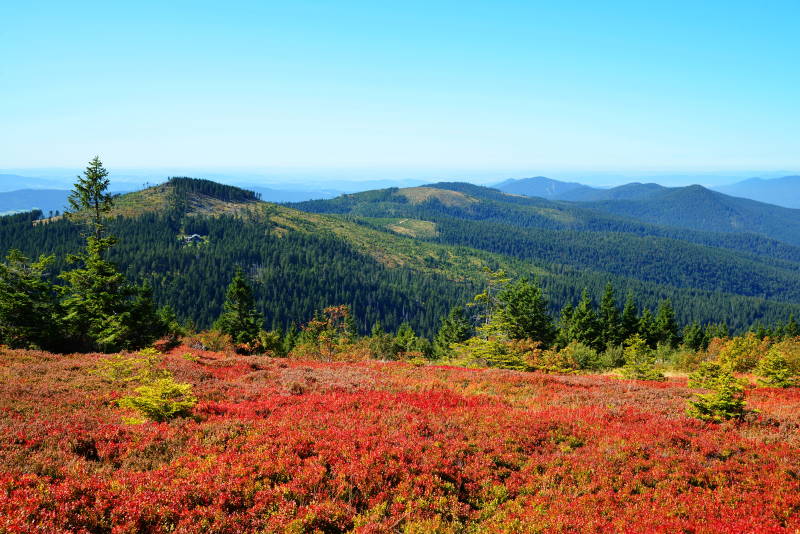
0 345 798 532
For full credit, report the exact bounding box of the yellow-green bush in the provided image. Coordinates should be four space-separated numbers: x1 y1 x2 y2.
118 376 197 422
90 349 168 384
717 332 770 372
686 361 746 422
620 335 665 381
756 347 798 388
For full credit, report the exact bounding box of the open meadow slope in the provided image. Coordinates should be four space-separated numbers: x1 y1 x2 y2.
1 346 799 533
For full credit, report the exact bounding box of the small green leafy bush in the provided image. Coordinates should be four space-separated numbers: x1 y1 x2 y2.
756 348 798 388
91 349 168 384
686 362 746 422
118 376 197 423
620 335 665 381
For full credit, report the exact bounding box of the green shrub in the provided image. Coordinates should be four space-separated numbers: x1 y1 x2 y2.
192 330 233 352
620 335 665 381
717 332 769 372
258 329 285 355
756 348 798 388
91 349 168 384
686 362 746 422
118 377 197 422
673 347 708 372
599 344 625 369
559 342 600 370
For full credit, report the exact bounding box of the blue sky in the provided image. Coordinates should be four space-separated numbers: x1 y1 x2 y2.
2 1 798 184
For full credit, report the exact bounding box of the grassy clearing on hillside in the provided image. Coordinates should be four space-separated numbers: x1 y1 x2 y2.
0 346 798 532
397 187 478 208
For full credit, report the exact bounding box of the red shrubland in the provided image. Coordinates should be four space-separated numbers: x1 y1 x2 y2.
0 345 798 532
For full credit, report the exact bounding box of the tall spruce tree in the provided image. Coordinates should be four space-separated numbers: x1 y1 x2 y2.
433 306 473 357
67 156 113 241
638 308 658 348
493 277 555 346
60 157 165 352
214 268 263 344
599 282 622 348
682 321 708 351
620 292 639 342
568 289 602 350
654 299 680 347
555 302 575 347
0 250 60 350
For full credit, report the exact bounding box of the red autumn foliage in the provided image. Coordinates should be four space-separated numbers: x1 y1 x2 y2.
0 345 799 532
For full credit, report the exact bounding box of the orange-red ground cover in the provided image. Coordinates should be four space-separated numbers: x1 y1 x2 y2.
0 347 798 533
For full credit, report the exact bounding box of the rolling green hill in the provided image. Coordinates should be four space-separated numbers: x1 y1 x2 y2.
496 178 800 246
577 184 800 245
4 178 800 336
291 182 800 326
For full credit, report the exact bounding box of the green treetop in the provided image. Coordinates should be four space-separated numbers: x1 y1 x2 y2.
620 292 640 342
433 306 474 357
214 267 264 344
654 299 680 348
67 156 113 241
599 282 622 348
493 277 555 346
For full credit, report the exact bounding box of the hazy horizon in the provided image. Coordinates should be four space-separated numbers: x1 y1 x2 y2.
2 166 798 191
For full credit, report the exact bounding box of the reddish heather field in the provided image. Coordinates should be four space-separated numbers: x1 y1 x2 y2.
1 347 799 533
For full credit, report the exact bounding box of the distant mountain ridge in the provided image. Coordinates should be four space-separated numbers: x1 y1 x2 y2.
714 175 800 209
495 176 800 246
497 174 800 209
0 189 70 215
494 176 595 199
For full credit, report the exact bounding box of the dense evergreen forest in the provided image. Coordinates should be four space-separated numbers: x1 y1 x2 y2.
4 177 800 339
292 182 800 328
0 208 472 337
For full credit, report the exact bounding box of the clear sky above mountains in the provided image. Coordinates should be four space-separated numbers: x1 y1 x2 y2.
2 1 798 179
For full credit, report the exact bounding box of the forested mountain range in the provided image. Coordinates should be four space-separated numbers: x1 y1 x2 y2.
3 177 800 336
714 175 800 209
494 178 800 245
291 182 800 327
493 176 596 199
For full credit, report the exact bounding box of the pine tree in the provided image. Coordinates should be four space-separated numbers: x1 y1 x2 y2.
654 299 680 348
67 156 113 241
472 268 511 327
60 236 136 351
60 157 164 352
598 282 622 348
568 289 602 350
493 278 555 346
682 321 708 351
123 285 169 349
620 292 639 342
555 302 575 347
638 308 657 348
433 306 473 358
0 250 60 350
620 333 665 381
214 268 264 344
756 348 798 388
783 314 799 339
368 320 396 360
687 362 746 422
282 323 298 355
